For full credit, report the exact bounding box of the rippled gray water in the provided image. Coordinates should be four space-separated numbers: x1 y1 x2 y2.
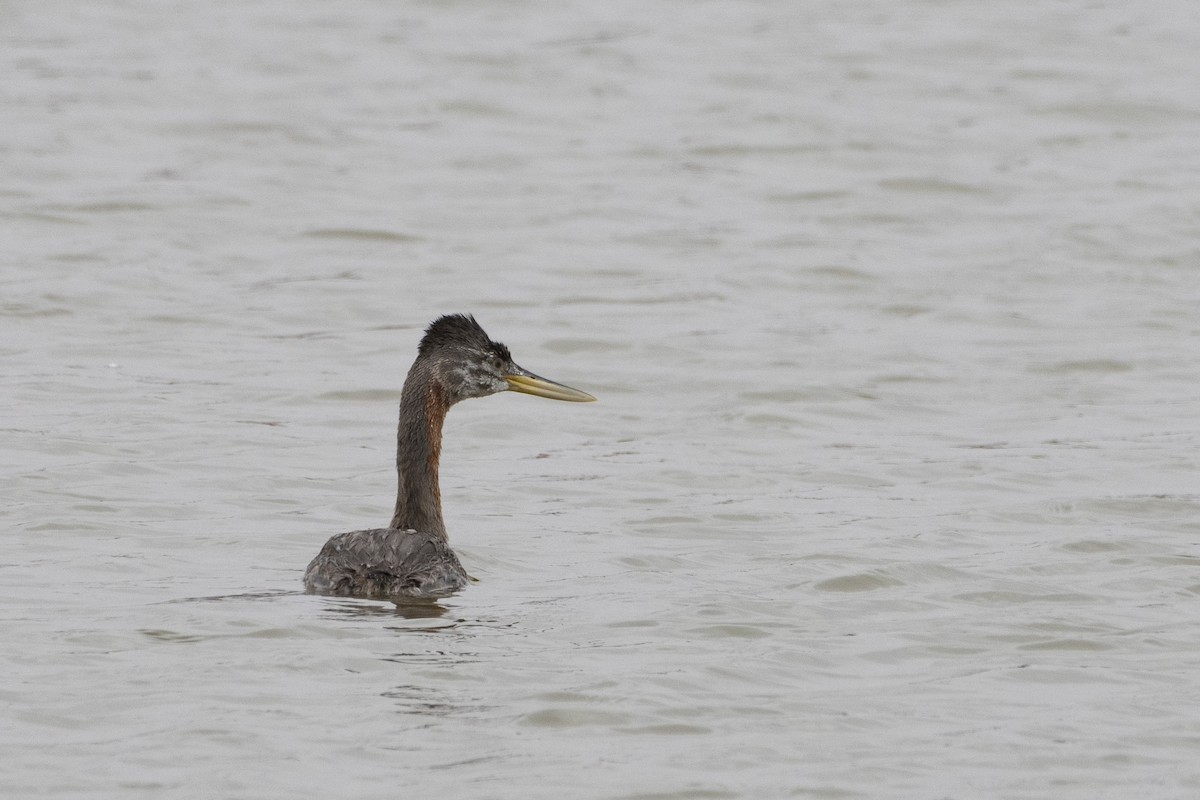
5 1 1200 797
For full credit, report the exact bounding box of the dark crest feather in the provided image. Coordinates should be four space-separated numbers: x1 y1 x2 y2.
419 313 508 359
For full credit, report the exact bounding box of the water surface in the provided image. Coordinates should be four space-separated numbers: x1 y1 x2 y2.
4 1 1200 797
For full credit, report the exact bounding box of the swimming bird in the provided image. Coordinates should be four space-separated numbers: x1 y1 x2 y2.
303 313 595 600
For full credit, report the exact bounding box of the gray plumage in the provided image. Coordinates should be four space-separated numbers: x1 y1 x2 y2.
303 528 468 599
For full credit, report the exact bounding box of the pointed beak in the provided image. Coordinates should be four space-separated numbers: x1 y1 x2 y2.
504 364 596 402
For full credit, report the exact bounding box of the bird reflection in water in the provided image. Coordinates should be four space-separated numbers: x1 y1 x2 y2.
304 314 594 604
319 597 454 622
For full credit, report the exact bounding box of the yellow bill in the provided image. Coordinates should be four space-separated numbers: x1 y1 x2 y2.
505 367 596 402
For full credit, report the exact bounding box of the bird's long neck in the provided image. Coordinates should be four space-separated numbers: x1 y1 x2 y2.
389 362 451 536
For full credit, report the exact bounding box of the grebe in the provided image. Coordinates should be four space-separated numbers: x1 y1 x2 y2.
303 314 595 600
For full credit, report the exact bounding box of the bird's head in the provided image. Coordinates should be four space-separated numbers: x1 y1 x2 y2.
418 314 596 405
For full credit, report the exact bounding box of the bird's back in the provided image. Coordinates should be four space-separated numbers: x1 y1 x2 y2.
303 528 469 600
